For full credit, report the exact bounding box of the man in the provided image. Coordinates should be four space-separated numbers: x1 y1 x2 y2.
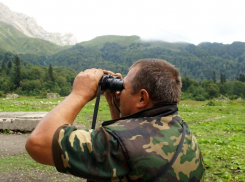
26 59 205 181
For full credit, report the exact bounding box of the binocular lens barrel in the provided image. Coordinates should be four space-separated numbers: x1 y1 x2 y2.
100 74 124 92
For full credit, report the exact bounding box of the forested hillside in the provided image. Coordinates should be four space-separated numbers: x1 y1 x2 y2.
1 24 244 81
44 36 245 81
0 26 245 99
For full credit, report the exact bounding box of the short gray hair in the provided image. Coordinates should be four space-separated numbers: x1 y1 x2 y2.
129 59 182 104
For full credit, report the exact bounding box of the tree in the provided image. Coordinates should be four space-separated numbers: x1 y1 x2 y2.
232 80 245 98
217 83 226 95
212 71 216 83
238 56 245 63
181 76 199 92
14 56 21 88
48 64 54 82
28 67 44 80
20 79 42 95
206 83 220 99
1 60 7 71
7 60 13 75
8 60 13 69
187 85 207 101
220 73 226 84
236 73 245 82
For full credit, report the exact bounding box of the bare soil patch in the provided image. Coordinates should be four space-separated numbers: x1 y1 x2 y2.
0 111 87 181
0 133 86 181
0 133 29 158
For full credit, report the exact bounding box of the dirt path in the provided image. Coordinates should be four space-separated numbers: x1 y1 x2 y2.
0 111 88 181
0 133 86 181
0 133 29 158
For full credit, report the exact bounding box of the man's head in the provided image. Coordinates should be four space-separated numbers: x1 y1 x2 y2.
118 59 182 117
130 59 182 104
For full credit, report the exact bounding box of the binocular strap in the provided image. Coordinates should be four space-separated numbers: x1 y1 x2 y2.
91 84 102 129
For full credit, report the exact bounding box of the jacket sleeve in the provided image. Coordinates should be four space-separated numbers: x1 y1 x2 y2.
52 124 129 181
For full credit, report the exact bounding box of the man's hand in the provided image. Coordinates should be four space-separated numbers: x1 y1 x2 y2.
103 70 123 120
72 69 104 102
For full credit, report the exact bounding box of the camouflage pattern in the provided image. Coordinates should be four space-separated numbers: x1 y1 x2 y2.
103 115 205 181
52 112 205 181
52 124 129 181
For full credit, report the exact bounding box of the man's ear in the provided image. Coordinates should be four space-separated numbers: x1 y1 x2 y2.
136 89 153 109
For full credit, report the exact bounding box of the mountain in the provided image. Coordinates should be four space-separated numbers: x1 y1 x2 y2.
79 35 190 51
0 21 69 57
198 42 245 59
45 35 192 73
0 11 244 81
0 2 77 46
44 36 245 80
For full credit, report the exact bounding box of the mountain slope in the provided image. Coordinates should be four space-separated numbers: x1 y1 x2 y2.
46 35 191 72
0 21 69 56
45 35 245 80
0 2 77 46
198 42 245 59
1 30 244 81
79 35 189 51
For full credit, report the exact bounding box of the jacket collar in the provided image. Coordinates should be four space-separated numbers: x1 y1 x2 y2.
102 104 178 126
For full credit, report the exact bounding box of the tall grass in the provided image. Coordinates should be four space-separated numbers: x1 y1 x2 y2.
0 96 244 181
179 99 245 181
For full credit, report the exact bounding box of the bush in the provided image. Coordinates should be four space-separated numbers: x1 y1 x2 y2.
228 95 239 100
180 92 193 100
194 95 206 101
206 100 216 106
0 91 6 97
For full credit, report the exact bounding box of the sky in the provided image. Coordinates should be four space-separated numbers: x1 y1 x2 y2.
1 0 245 45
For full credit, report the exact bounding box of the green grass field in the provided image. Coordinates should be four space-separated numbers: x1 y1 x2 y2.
0 96 244 181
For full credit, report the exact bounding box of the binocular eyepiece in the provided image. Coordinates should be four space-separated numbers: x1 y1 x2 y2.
100 74 124 92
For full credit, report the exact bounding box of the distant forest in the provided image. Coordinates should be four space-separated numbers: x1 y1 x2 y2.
15 41 245 81
0 55 244 100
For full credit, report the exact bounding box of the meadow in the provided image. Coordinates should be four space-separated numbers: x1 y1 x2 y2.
0 96 244 181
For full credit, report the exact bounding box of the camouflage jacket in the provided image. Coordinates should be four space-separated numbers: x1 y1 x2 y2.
52 104 205 181
102 105 205 181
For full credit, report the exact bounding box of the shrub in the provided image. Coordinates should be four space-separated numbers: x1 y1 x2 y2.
228 95 239 100
194 95 206 101
180 92 193 100
206 100 216 106
0 91 5 97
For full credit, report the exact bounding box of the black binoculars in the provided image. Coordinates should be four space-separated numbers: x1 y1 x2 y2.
100 74 124 92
